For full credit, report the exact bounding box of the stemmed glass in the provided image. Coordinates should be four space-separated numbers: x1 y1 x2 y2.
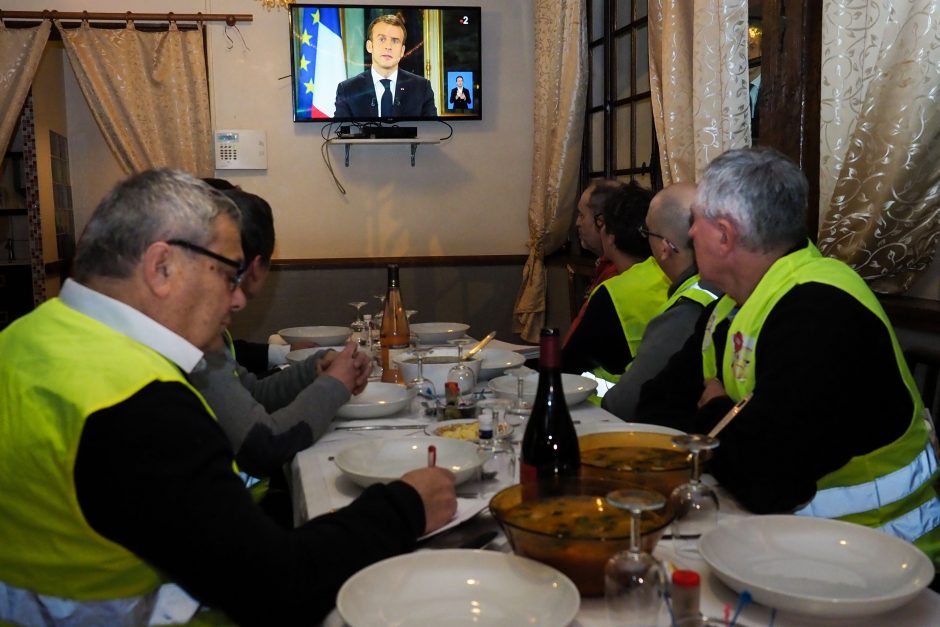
446 338 477 402
349 301 368 346
373 293 386 319
604 488 668 626
405 333 438 414
505 366 533 424
669 434 720 557
405 309 418 323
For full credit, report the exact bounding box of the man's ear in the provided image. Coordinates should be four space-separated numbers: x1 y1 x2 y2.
366 39 374 55
715 217 738 254
141 242 175 298
245 255 265 282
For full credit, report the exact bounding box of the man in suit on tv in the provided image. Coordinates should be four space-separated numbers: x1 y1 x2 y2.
449 75 472 111
334 14 437 119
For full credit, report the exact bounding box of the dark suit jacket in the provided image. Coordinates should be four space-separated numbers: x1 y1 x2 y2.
449 85 472 110
334 69 437 119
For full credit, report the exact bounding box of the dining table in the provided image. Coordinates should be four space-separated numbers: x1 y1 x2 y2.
289 346 940 627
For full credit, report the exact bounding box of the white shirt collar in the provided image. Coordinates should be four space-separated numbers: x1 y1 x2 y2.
59 278 206 374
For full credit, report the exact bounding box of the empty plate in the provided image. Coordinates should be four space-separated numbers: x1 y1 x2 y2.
277 326 352 346
489 372 598 406
699 515 934 618
409 322 470 344
333 437 485 488
477 348 526 381
337 549 580 626
335 383 414 419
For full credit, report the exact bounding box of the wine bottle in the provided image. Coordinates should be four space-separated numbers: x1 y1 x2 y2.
520 328 580 483
380 264 410 383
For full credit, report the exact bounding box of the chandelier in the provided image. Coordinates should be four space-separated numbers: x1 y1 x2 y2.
255 0 291 9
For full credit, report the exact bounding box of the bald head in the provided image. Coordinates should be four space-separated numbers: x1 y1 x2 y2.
648 182 697 253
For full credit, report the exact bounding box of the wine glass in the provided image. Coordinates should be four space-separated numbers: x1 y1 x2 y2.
373 293 386 318
348 300 367 323
604 488 668 626
669 434 720 557
405 344 438 414
446 338 477 401
405 309 418 323
504 366 533 424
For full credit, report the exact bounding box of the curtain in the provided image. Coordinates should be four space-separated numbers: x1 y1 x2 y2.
818 0 940 292
648 0 750 185
56 21 213 177
512 0 588 343
0 21 50 155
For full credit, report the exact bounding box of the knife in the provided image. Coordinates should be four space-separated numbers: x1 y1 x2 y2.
463 331 496 360
334 424 428 431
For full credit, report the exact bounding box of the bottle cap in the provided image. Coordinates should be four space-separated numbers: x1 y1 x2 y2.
671 569 701 587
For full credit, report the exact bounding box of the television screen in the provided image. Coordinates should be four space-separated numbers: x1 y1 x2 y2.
288 4 482 123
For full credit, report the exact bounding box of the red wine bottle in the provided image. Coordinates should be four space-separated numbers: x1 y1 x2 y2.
520 328 580 482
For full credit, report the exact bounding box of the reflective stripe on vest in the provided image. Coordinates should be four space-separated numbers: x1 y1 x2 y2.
880 495 940 544
795 443 938 519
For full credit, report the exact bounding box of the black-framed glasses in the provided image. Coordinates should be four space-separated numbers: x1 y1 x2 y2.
638 225 680 253
166 239 246 292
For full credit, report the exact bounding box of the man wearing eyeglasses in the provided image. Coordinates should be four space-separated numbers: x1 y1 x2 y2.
562 182 670 399
0 170 457 626
333 14 437 119
602 183 720 421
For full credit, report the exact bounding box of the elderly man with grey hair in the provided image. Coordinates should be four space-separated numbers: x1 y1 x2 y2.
637 147 940 567
0 169 457 626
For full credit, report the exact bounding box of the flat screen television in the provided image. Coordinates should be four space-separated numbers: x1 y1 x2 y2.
289 4 482 123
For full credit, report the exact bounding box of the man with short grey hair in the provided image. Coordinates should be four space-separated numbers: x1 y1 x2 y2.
0 169 457 626
637 147 940 566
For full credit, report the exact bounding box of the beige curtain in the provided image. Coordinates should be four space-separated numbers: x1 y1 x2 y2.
0 21 51 155
648 0 750 184
818 0 940 292
512 0 588 343
56 21 213 177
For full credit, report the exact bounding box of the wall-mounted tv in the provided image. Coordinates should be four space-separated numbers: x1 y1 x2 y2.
289 4 482 123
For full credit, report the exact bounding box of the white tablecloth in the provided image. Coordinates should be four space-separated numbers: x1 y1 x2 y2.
291 400 940 626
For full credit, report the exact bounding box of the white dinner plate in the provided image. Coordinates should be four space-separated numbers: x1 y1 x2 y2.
489 372 598 406
284 346 342 365
337 549 580 627
409 322 470 344
333 437 485 488
699 515 933 618
335 383 414 419
424 418 514 441
477 348 526 381
277 325 352 346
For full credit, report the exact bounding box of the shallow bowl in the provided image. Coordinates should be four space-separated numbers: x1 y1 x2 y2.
488 372 598 406
409 322 470 344
477 348 526 381
277 325 352 346
334 436 485 488
335 382 414 420
490 476 673 597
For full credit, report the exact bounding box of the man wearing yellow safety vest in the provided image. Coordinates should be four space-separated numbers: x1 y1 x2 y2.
0 170 457 626
562 182 670 397
638 147 940 566
602 183 720 421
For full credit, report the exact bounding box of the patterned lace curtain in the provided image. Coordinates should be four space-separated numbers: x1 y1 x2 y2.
648 0 750 185
512 0 588 343
56 21 213 177
0 21 50 155
818 0 940 292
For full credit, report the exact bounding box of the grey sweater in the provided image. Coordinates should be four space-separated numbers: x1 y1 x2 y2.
190 347 350 477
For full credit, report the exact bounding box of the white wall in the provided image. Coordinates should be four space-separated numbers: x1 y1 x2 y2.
10 0 535 261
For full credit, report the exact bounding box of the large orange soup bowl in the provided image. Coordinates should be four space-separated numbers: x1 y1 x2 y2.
489 477 673 597
578 431 694 496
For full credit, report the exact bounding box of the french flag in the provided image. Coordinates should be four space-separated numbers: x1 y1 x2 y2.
296 7 346 119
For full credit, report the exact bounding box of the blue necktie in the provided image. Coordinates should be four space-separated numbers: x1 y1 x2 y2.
380 79 392 116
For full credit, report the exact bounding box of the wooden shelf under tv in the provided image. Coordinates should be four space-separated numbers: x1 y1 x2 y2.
330 138 441 167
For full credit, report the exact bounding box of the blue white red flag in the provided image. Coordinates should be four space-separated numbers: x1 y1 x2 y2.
295 7 346 119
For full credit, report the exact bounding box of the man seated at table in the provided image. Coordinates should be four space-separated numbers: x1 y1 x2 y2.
0 169 457 626
191 188 371 482
636 147 940 564
562 182 670 398
602 183 720 421
563 179 625 346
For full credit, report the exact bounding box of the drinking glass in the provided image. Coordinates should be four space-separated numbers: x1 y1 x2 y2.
669 434 721 557
348 300 367 323
604 488 668 626
504 366 533 424
373 293 386 318
405 309 418 323
446 338 477 401
405 344 438 414
474 400 517 496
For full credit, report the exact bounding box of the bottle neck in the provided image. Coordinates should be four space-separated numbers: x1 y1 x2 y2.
539 333 560 370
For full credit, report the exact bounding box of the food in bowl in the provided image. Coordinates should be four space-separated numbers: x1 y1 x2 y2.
426 419 513 441
490 477 673 597
578 431 693 496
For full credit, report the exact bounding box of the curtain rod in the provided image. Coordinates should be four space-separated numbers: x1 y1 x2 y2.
0 10 253 26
